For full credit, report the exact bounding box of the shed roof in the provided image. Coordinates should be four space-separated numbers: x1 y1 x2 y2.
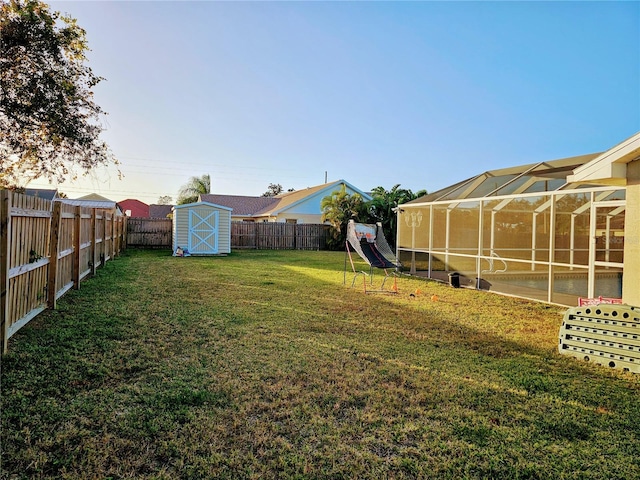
172 201 233 212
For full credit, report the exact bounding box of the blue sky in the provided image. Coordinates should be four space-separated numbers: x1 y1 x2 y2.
28 1 640 204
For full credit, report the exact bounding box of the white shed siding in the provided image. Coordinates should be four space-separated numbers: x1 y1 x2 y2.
173 207 189 252
217 208 231 253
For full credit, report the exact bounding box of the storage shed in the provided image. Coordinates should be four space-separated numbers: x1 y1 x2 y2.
172 202 233 255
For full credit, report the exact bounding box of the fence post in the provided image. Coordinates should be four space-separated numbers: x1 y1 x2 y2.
1 191 11 354
111 209 116 258
47 201 62 309
122 216 127 250
108 209 113 259
114 215 119 253
73 206 81 289
102 211 107 265
90 209 97 276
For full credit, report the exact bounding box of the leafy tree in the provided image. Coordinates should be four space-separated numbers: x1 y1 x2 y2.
177 174 210 205
0 0 117 188
261 183 295 196
321 185 370 250
369 185 427 247
413 189 428 200
262 183 283 197
156 195 173 205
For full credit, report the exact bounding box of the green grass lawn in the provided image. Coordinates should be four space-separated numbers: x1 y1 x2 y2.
2 249 639 479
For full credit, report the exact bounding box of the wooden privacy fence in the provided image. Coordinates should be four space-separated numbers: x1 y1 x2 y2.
0 191 126 353
127 218 172 248
231 222 331 250
125 218 331 251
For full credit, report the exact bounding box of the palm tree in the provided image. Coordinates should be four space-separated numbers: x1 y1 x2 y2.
177 174 211 205
321 185 369 249
369 184 427 247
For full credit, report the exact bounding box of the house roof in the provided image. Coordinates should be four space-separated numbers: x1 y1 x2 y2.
407 153 603 204
77 193 115 202
199 194 278 217
255 180 372 217
58 197 122 212
200 180 372 218
149 204 174 218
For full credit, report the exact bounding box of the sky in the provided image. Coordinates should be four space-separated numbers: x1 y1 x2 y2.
26 0 640 204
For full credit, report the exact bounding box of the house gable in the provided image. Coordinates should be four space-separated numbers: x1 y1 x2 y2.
199 180 371 223
118 199 149 218
254 180 373 219
78 193 114 202
568 132 640 186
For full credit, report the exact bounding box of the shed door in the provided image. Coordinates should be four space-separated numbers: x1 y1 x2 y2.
188 209 218 254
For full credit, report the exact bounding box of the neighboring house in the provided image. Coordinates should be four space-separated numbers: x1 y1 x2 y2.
118 199 149 218
200 179 372 224
57 193 123 215
77 193 114 202
149 204 174 218
197 195 276 222
396 132 640 307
